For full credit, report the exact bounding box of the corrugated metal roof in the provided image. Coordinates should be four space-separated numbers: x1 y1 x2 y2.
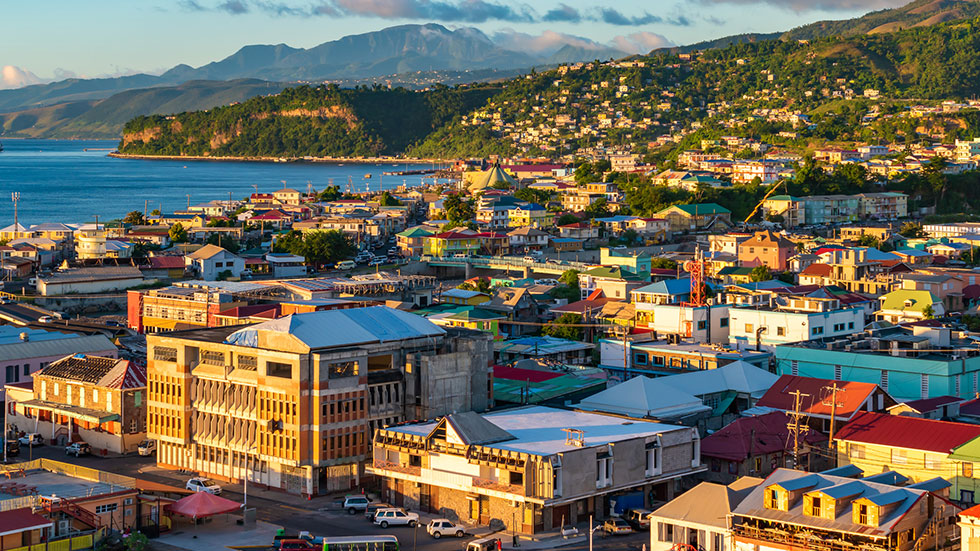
0 334 116 363
835 411 980 453
224 306 444 350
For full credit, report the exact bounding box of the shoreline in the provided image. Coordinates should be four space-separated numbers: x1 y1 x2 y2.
107 152 450 165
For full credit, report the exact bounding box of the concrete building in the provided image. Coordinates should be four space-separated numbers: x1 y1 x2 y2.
633 303 731 344
6 354 146 453
728 295 864 351
737 230 796 272
146 306 493 496
649 479 761 551
185 245 244 281
370 406 703 534
265 253 306 278
0 327 118 401
127 281 272 334
37 266 145 296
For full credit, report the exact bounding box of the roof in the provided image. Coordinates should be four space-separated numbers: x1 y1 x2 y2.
441 288 488 300
397 227 433 238
896 395 965 414
757 375 883 420
633 278 692 296
224 306 445 351
40 355 146 389
147 256 185 269
742 230 795 249
40 266 143 284
801 263 832 277
879 289 940 313
668 203 731 216
961 504 980 519
0 508 53 537
469 165 517 192
167 491 241 520
0 331 117 364
651 480 760 528
438 412 515 446
835 411 980 453
386 405 687 456
186 244 235 260
701 412 826 461
493 365 562 383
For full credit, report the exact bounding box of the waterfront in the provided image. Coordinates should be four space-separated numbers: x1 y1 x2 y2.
0 139 448 225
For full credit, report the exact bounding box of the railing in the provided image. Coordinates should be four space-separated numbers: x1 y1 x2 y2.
733 524 888 551
41 498 101 528
6 527 106 551
422 255 591 271
372 460 421 477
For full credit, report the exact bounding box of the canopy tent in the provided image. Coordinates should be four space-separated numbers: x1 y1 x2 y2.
167 491 241 519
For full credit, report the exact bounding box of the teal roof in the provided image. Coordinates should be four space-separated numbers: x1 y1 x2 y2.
672 203 731 215
445 308 505 322
398 227 433 238
717 266 754 276
767 195 799 201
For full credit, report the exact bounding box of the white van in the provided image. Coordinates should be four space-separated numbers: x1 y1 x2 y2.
335 260 357 270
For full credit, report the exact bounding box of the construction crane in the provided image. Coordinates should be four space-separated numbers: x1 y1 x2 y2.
743 179 787 224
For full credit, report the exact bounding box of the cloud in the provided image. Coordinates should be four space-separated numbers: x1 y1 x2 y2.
542 3 580 22
177 0 692 25
492 29 674 56
610 31 674 53
0 66 44 90
695 0 907 12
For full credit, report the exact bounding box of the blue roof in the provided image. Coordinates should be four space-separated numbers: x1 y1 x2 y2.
225 306 445 349
633 278 692 296
595 215 636 223
0 326 81 345
850 247 900 261
515 203 546 211
895 248 932 257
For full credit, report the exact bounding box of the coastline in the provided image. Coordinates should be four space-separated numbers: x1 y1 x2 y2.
107 152 449 165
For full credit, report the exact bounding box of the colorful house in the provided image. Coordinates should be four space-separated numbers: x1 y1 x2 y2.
876 289 945 323
439 288 490 306
507 203 554 228
396 226 432 257
422 230 482 257
737 230 796 271
656 203 732 232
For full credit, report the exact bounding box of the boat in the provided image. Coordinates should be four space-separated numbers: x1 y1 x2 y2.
364 173 372 179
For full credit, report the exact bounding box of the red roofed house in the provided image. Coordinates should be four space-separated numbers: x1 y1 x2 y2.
737 230 796 272
249 209 293 230
142 255 186 279
959 503 980 551
558 222 598 240
835 411 980 488
798 263 832 286
701 411 828 484
756 375 896 434
6 354 147 454
0 507 52 549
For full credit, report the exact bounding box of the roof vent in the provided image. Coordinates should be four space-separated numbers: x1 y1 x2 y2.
563 428 585 447
19 332 28 342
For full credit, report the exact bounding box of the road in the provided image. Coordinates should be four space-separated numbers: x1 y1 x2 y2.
13 446 649 551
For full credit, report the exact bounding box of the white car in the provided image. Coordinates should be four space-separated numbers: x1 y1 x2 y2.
19 433 42 447
373 508 419 528
427 519 464 539
137 440 156 456
186 477 222 495
343 494 369 515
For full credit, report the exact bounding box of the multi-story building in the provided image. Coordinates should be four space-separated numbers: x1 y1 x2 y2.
731 160 782 184
599 336 771 375
0 326 118 400
422 230 482 257
395 227 432 257
804 195 861 225
858 192 908 220
737 230 796 271
370 406 703 534
956 138 980 161
146 306 493 496
127 281 274 333
775 325 980 401
730 468 960 551
6 354 147 453
762 195 806 227
728 295 864 351
507 204 553 228
633 303 731 344
649 479 761 551
655 203 732 232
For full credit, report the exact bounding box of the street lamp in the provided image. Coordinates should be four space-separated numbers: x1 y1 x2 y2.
588 515 603 551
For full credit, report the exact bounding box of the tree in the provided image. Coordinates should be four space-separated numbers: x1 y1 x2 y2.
168 223 187 243
150 209 161 216
378 191 401 207
650 258 678 270
303 230 356 267
559 269 580 287
542 313 583 341
515 188 553 205
583 197 609 219
899 222 926 238
124 211 145 225
206 234 239 253
556 213 580 226
749 265 772 282
443 194 475 226
318 185 342 202
458 277 492 294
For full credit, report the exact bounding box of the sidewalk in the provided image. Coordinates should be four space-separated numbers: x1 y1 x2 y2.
154 515 282 551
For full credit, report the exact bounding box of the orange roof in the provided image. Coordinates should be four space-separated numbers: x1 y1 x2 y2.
801 263 832 277
962 504 980 518
756 375 882 419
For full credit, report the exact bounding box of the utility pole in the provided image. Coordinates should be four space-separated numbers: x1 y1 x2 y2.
10 192 19 231
823 383 845 468
786 390 810 470
185 194 191 210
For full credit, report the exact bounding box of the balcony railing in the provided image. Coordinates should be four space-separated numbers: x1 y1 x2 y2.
733 523 888 551
373 459 421 477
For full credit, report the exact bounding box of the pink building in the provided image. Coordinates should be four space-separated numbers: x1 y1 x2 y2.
0 327 117 401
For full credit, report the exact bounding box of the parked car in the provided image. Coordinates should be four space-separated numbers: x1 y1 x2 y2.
343 495 370 515
427 519 464 539
373 508 419 528
335 260 357 270
466 537 501 551
602 518 633 535
623 508 652 530
364 502 393 521
368 258 386 267
137 440 157 456
186 477 222 495
65 442 91 457
37 316 54 324
19 433 42 447
2 438 19 457
103 320 123 327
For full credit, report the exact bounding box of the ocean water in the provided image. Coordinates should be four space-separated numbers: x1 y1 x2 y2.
0 139 446 226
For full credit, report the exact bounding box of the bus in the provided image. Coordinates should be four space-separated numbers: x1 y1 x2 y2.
321 536 398 551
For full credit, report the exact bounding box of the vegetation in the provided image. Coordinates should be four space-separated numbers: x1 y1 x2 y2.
272 229 356 268
123 211 145 225
168 223 187 243
542 313 584 341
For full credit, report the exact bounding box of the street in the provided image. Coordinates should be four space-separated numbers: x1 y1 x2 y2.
12 446 650 551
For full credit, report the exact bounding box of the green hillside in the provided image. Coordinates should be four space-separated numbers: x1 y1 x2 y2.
118 84 499 157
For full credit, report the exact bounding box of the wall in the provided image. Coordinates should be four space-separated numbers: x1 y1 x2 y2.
729 308 863 351
40 278 148 297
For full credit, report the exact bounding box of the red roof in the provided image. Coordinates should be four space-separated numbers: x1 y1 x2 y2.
801 263 832 277
250 210 290 220
0 508 52 536
148 256 185 269
701 412 826 462
559 222 591 229
835 411 980 453
501 164 565 172
899 396 965 413
551 298 616 315
756 375 881 419
493 365 562 383
430 231 476 240
961 503 980 518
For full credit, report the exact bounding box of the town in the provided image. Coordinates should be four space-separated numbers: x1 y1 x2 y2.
3 140 980 551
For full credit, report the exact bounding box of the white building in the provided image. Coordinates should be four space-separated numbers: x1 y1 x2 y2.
185 244 244 280
728 295 864 351
265 252 306 278
634 303 731 344
650 479 761 551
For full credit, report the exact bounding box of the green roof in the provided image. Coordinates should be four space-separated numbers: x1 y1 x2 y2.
582 265 648 281
671 203 731 215
717 266 754 276
879 289 939 313
445 308 505 322
397 227 433 238
493 373 606 404
766 195 799 201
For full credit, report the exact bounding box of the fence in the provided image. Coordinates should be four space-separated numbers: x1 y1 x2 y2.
0 460 135 513
5 527 106 551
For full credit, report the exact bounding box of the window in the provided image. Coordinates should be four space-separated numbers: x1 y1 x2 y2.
729 462 738 475
4 366 18 383
764 488 779 509
921 374 929 399
328 361 357 379
850 443 865 459
697 321 707 330
645 441 661 476
848 322 855 330
807 496 822 517
719 318 729 327
925 454 943 469
267 362 292 379
95 504 118 514
812 326 824 336
776 326 785 336
124 498 134 506
964 463 974 478
745 323 753 333
754 457 762 473
634 353 648 365
658 523 674 543
892 449 909 465
962 490 975 504
237 355 257 371
881 370 889 391
134 391 142 407
710 459 720 473
596 452 612 488
153 347 177 362
22 364 29 376
791 360 799 376
201 350 224 366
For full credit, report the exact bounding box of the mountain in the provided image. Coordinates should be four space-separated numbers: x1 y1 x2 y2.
0 80 288 139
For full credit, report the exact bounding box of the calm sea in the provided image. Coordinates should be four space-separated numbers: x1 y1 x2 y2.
0 139 445 226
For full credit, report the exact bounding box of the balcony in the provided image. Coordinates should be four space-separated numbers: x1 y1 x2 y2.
732 523 887 551
373 459 421 477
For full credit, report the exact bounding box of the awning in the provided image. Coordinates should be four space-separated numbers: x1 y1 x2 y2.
19 399 119 424
166 491 241 519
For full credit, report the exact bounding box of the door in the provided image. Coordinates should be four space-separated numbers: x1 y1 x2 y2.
552 505 570 529
419 484 431 513
469 498 480 521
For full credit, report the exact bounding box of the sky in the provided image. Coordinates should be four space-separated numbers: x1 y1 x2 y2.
2 0 912 82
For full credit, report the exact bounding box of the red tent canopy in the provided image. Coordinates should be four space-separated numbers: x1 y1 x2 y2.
166 491 241 519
